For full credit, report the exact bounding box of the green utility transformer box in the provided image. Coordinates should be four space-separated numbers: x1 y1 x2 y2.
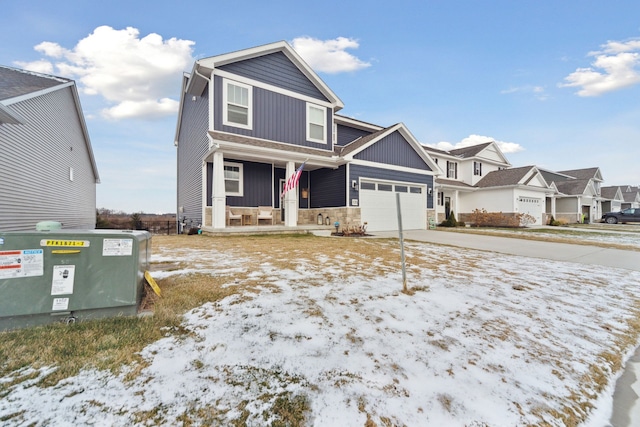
0 229 151 331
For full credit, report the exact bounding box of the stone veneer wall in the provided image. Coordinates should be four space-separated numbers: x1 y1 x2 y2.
298 207 362 227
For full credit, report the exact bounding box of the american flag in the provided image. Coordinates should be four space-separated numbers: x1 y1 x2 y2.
282 162 305 197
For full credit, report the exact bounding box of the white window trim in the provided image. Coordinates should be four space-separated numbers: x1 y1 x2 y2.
222 78 252 130
224 161 243 197
306 102 327 144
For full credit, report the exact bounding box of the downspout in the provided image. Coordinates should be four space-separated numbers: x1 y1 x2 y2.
193 65 217 228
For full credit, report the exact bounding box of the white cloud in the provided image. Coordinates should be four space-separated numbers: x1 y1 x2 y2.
13 59 54 75
291 36 371 74
501 85 549 101
427 134 525 154
16 26 194 120
560 38 640 96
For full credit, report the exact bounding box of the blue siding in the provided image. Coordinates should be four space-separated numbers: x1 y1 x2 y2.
336 124 372 146
177 84 209 226
354 130 431 170
349 164 434 209
310 166 346 208
220 160 273 207
219 52 328 102
274 169 309 209
214 76 333 151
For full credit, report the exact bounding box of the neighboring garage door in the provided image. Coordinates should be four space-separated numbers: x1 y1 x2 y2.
359 180 426 231
517 197 542 225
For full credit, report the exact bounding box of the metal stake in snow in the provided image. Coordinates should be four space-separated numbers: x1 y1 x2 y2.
396 192 408 292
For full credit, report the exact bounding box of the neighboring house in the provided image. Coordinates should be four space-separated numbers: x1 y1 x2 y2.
600 186 624 213
175 41 439 232
424 142 552 225
0 66 100 231
620 185 640 209
540 168 604 223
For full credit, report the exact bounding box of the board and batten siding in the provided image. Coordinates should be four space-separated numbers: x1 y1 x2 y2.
0 87 97 231
219 52 328 102
214 76 333 150
176 87 209 227
336 124 373 146
354 131 431 170
349 164 434 209
309 166 346 208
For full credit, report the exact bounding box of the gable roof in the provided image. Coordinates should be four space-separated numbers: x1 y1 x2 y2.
555 178 592 196
338 123 440 173
475 166 548 188
558 167 603 182
0 66 70 101
423 141 511 166
0 65 100 183
600 186 623 201
186 41 343 110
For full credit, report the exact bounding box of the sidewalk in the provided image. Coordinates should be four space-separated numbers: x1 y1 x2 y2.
371 229 639 271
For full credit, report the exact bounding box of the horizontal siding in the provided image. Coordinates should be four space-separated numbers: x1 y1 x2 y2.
355 131 431 170
219 52 328 101
177 86 210 226
310 166 346 208
0 87 97 231
350 164 434 209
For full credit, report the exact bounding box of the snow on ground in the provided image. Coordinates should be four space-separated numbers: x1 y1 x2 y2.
482 227 640 248
2 239 640 426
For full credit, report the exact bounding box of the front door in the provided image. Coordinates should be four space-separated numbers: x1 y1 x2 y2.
445 197 451 219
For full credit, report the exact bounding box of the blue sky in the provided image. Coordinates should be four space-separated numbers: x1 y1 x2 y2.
2 1 639 213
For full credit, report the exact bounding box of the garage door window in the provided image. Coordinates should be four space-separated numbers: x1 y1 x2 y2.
361 182 375 190
378 184 393 191
395 185 408 192
410 187 422 194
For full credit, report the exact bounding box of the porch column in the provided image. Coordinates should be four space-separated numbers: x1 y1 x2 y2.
212 151 226 229
284 161 299 227
453 190 460 218
550 196 556 218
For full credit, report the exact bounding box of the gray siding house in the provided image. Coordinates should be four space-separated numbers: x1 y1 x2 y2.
175 41 438 232
0 66 100 231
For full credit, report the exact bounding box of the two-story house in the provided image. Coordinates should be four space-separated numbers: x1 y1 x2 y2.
175 41 439 233
540 167 604 223
424 142 553 225
0 66 100 231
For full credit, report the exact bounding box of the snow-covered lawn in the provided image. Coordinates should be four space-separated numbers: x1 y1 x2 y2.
2 235 640 426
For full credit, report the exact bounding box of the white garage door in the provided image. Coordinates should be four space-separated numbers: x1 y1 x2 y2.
359 180 426 231
517 197 542 225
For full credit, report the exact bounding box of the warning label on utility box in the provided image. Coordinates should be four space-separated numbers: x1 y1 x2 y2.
0 249 44 279
102 239 133 256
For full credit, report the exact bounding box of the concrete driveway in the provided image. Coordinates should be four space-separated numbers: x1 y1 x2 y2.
371 229 640 272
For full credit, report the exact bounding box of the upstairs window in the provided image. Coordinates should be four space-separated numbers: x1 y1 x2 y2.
223 162 243 196
474 161 482 176
307 103 327 144
223 79 252 129
446 161 458 179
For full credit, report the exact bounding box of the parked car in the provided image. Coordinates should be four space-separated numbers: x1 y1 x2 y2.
601 208 640 224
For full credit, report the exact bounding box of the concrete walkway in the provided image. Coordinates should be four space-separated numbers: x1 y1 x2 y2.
371 228 640 426
371 229 639 271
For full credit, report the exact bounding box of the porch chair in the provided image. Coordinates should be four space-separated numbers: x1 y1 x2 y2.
226 206 242 226
257 206 274 225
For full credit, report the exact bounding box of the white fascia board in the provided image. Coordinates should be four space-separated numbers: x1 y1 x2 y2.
0 103 24 124
334 115 384 132
215 69 335 109
64 82 100 183
344 123 440 174
3 80 74 105
174 74 190 146
195 41 344 110
206 140 344 169
476 141 511 166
